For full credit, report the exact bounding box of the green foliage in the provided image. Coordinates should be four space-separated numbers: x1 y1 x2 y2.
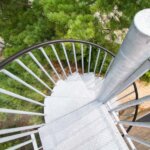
1 0 149 56
140 71 150 83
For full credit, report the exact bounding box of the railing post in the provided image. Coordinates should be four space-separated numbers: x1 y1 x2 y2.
31 133 38 150
97 9 150 103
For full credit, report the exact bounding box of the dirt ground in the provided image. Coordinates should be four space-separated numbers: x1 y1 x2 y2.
136 80 150 111
117 80 150 150
117 80 150 113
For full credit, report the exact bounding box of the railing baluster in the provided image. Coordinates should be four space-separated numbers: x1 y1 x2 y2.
28 52 55 84
72 43 78 72
0 108 45 116
126 135 150 148
39 47 61 79
99 52 107 75
81 44 84 74
0 69 46 97
94 48 101 73
38 146 43 150
116 91 134 102
0 88 44 106
61 43 72 74
104 57 114 78
50 44 67 78
121 114 134 117
107 102 136 150
111 95 150 112
31 133 38 150
0 124 44 135
0 130 38 144
6 140 32 150
119 121 150 128
88 45 92 73
15 59 52 91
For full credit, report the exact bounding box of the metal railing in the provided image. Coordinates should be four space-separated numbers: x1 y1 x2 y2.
0 39 149 150
109 93 150 149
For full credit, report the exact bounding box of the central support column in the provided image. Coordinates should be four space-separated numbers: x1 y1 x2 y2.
98 9 150 103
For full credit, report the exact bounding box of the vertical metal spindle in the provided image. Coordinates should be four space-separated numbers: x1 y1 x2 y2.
81 44 84 74
28 52 55 84
39 47 61 79
72 43 78 72
50 44 67 78
15 59 52 91
126 135 150 148
104 57 114 78
31 133 38 150
61 43 72 74
88 45 92 73
0 88 44 106
99 52 107 75
0 69 46 97
94 48 101 73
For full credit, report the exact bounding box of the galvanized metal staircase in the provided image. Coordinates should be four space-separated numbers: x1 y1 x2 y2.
39 72 129 150
0 9 150 150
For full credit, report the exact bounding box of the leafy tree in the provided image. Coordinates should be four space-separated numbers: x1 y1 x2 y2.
0 0 149 56
0 0 149 120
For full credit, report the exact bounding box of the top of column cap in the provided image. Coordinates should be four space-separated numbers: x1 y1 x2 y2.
134 9 150 36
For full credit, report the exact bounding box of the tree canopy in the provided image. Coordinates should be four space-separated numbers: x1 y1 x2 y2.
0 0 149 57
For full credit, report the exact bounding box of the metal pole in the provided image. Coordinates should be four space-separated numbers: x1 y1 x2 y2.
98 9 150 103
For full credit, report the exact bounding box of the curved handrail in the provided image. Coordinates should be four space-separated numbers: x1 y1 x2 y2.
0 39 115 69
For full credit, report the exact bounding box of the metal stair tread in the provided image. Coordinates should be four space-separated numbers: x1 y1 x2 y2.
39 101 129 150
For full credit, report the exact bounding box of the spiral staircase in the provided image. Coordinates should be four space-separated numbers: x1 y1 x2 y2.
0 10 150 150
